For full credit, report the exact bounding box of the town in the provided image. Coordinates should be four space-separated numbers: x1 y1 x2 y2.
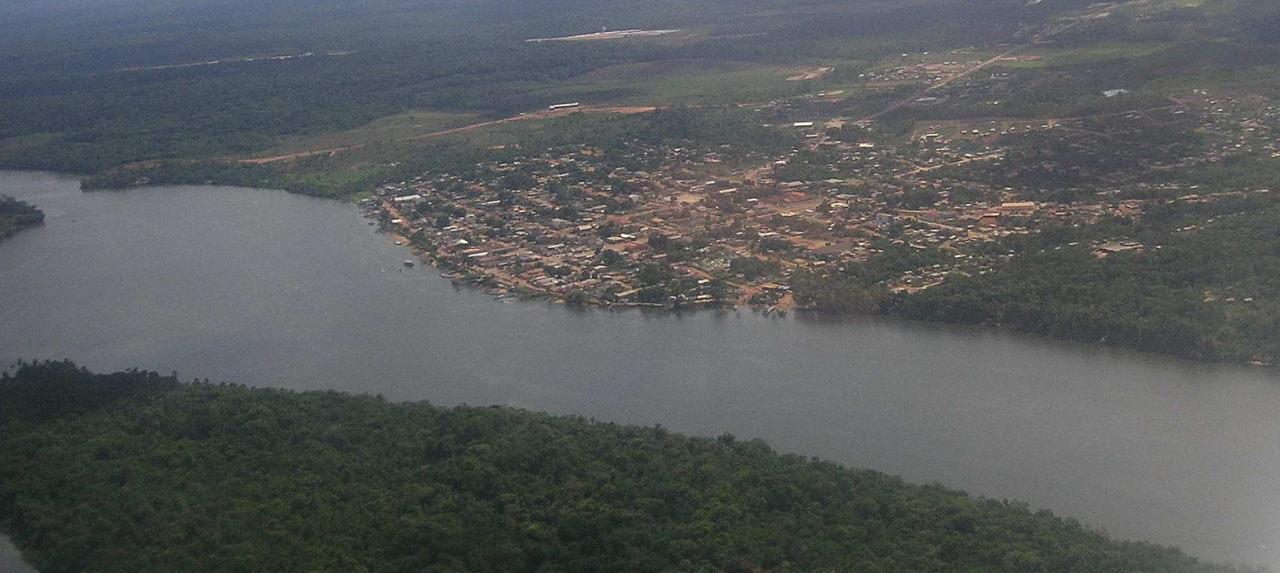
364 83 1278 312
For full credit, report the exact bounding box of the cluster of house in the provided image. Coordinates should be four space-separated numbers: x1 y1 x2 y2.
360 87 1276 308
860 51 985 88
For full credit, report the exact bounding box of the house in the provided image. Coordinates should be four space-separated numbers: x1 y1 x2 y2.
999 201 1037 215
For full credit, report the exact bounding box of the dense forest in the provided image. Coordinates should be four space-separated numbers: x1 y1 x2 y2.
0 196 44 241
0 361 1256 572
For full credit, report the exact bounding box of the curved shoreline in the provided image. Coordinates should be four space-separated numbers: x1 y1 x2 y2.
17 169 1278 368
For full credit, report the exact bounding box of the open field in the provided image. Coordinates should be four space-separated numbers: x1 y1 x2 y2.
375 107 660 151
0 133 60 153
532 67 808 107
525 29 681 43
256 111 482 157
241 106 657 165
1149 65 1280 98
786 67 834 81
997 42 1175 68
578 58 758 81
870 48 1006 70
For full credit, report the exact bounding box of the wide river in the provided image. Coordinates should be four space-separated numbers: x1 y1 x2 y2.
1 170 1278 569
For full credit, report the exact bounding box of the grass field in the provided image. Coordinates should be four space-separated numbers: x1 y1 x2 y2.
870 48 1006 70
1149 65 1280 97
577 58 758 81
531 66 809 107
257 110 482 157
998 42 1175 68
0 133 60 153
268 111 624 177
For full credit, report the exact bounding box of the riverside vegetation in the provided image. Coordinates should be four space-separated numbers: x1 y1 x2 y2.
0 197 43 242
0 361 1261 572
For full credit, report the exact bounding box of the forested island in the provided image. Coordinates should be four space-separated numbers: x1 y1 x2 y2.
0 196 43 242
0 361 1259 572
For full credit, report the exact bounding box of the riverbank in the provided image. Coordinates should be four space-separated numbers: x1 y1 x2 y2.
2 172 1279 567
363 194 1276 367
365 196 795 314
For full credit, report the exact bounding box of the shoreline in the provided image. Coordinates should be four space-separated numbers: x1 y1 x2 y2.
361 199 1275 369
8 169 1272 369
365 199 798 316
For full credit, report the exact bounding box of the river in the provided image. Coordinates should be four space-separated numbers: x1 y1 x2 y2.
1 170 1277 569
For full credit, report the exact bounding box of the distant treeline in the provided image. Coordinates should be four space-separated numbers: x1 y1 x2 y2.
0 361 1254 572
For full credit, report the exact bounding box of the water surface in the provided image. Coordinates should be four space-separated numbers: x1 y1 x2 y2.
1 171 1277 568
0 534 34 573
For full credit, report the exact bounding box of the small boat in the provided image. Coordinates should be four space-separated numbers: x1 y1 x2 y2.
403 260 415 267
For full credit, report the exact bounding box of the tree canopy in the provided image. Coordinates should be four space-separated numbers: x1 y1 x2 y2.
0 361 1254 572
0 196 44 241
